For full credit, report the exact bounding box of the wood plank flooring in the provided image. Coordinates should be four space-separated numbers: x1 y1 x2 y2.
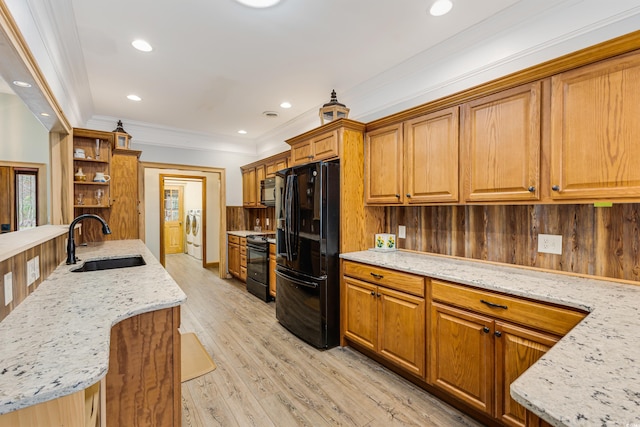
166 254 484 427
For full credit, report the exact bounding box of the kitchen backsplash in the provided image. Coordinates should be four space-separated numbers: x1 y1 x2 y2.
382 203 640 283
227 206 276 232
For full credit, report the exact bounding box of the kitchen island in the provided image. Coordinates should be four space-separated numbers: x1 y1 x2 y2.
341 250 640 427
0 239 186 424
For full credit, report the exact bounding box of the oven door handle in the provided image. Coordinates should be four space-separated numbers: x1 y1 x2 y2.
275 270 319 289
247 245 268 253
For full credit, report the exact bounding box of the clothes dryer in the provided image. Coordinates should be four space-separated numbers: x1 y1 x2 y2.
185 210 194 256
192 209 203 260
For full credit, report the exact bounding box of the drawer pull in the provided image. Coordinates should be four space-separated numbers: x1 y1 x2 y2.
370 291 375 296
370 272 384 279
482 326 490 334
495 331 502 338
480 299 508 310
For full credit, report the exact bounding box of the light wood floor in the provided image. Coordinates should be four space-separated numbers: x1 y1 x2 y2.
166 253 484 427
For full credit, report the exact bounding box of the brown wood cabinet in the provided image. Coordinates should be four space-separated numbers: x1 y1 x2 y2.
242 167 257 207
239 237 247 282
429 279 585 427
108 149 141 240
343 261 425 378
366 107 459 205
72 128 113 211
269 242 276 298
550 51 640 200
265 157 288 178
290 129 339 166
228 234 240 277
462 81 542 202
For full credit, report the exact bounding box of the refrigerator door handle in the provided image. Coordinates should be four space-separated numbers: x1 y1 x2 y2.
275 269 319 289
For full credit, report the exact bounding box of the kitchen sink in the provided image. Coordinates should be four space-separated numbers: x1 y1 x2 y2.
71 255 146 272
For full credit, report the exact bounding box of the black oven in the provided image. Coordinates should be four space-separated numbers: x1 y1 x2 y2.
246 235 270 301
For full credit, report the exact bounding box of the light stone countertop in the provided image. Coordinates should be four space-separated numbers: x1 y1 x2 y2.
0 225 68 262
0 239 186 415
228 230 275 238
340 250 640 427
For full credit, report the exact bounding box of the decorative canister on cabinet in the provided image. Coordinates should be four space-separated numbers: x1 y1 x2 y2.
374 233 396 251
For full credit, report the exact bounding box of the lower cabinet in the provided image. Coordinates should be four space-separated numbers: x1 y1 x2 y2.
269 243 276 298
343 261 425 378
341 260 586 427
228 235 240 277
239 237 247 282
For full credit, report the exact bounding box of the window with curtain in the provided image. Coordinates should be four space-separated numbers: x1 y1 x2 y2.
15 169 38 230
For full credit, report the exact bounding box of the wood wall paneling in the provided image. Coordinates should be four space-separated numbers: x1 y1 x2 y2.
380 204 640 282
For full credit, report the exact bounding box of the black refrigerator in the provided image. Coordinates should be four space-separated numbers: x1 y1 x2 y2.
275 160 340 349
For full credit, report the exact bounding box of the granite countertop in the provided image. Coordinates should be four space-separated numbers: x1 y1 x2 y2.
228 230 276 238
267 238 276 244
0 239 186 415
340 250 640 427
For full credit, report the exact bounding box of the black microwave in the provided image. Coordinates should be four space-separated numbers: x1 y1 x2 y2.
260 177 276 206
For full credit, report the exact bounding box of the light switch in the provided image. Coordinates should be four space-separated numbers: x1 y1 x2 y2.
4 272 13 306
398 225 406 239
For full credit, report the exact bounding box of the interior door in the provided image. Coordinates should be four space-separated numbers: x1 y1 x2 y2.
163 186 184 254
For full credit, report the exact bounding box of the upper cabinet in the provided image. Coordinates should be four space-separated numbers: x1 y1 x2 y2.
462 82 542 202
241 150 289 208
365 107 459 205
242 166 257 207
290 129 339 166
550 51 640 200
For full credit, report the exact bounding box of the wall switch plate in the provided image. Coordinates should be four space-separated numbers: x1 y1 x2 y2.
398 225 406 239
27 258 36 286
538 234 563 255
4 272 12 306
34 256 40 279
266 218 270 227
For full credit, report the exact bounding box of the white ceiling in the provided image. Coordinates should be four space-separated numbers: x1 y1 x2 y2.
3 0 640 152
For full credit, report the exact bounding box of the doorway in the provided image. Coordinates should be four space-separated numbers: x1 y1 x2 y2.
141 162 226 278
160 175 206 267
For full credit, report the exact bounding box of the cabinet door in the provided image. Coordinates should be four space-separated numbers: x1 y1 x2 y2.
311 130 339 161
550 52 640 199
242 168 256 207
228 242 240 276
343 276 378 352
109 151 139 240
462 82 541 202
405 107 459 203
365 123 404 204
429 302 494 415
494 321 558 427
290 141 313 166
269 252 277 298
256 166 265 206
377 287 425 378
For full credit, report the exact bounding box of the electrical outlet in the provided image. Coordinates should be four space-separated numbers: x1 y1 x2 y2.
4 272 12 306
266 218 270 227
27 258 36 286
538 234 562 255
398 225 406 239
34 256 40 279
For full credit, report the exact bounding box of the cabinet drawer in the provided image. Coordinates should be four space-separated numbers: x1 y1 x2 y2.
431 280 586 336
240 254 247 268
228 234 239 244
240 245 247 256
343 260 424 297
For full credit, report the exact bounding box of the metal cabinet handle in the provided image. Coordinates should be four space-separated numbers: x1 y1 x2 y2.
370 272 384 279
395 194 400 198
377 293 381 298
552 185 560 191
406 193 411 198
482 326 490 334
495 331 502 338
370 291 375 296
480 299 508 310
528 186 535 192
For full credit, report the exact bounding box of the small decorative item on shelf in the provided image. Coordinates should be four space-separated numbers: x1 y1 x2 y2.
93 172 111 182
319 90 349 125
74 168 86 181
76 193 84 205
95 189 105 206
112 119 131 149
95 139 101 160
73 148 85 159
374 233 396 251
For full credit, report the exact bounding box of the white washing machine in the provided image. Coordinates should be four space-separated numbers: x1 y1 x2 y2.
192 209 203 260
185 210 194 256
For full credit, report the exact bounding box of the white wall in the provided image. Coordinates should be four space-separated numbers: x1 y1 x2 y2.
0 92 51 222
145 167 221 264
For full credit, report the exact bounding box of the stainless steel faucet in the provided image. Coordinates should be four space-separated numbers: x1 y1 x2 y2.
66 214 112 264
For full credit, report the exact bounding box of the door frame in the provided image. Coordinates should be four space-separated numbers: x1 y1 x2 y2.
142 162 226 277
160 174 206 267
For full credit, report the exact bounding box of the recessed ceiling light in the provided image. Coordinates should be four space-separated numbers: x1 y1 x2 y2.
127 94 142 101
280 102 292 109
238 130 247 134
234 0 281 8
132 39 153 52
40 112 50 117
12 80 31 88
429 0 453 16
